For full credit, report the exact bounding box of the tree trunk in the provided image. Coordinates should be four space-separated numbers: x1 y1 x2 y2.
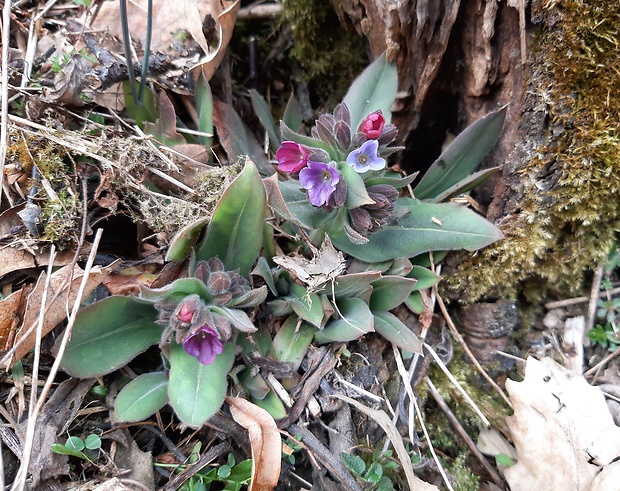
330 0 620 301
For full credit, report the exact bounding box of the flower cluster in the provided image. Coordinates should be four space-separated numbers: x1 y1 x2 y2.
275 104 400 235
154 257 265 365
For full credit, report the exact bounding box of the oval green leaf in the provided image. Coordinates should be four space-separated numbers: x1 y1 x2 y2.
196 160 267 276
369 276 418 311
165 217 209 261
331 199 503 263
168 341 235 427
340 165 374 208
272 316 316 370
114 372 169 423
61 297 161 378
373 311 422 354
314 298 374 344
342 53 398 131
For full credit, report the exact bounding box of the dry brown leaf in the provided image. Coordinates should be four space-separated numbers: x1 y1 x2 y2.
273 235 345 293
8 261 115 367
0 285 31 353
227 396 281 491
504 357 620 491
332 394 439 491
91 0 239 75
0 243 91 279
103 265 160 296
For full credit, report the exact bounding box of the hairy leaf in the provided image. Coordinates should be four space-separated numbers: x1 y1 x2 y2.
114 372 169 423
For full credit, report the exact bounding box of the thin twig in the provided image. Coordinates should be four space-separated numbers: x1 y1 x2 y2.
544 286 620 310
434 288 513 409
0 0 12 202
425 377 504 488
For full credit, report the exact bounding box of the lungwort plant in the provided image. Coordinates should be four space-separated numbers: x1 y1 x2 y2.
60 54 506 426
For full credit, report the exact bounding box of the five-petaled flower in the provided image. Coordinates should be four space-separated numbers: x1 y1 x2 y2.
299 161 341 207
346 140 386 173
276 141 310 173
183 325 224 365
359 111 385 139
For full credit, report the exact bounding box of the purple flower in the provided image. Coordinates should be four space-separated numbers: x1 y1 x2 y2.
183 325 224 365
346 140 386 173
359 111 385 139
299 161 340 207
276 141 309 173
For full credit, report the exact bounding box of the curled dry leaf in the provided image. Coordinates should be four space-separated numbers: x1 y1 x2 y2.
227 396 281 491
504 357 620 491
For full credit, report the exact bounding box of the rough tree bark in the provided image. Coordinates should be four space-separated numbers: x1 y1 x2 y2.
330 0 620 302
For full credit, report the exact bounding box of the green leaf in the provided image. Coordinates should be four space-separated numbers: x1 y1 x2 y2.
168 341 235 427
340 452 366 476
212 100 273 176
252 256 278 295
495 453 516 467
373 311 422 353
432 166 500 203
408 266 441 291
414 106 507 200
364 172 417 189
404 292 424 314
61 297 161 378
165 217 209 261
342 53 398 131
241 371 271 399
114 372 169 423
283 94 303 133
144 91 186 147
364 462 383 483
250 89 280 153
314 298 374 344
50 443 86 459
210 306 257 332
289 284 325 328
369 276 418 311
277 179 337 229
250 389 288 420
67 436 85 452
140 277 211 303
280 121 333 157
340 165 374 208
271 316 316 370
331 198 503 262
322 271 382 298
123 81 157 127
196 73 213 147
84 434 102 450
196 160 267 276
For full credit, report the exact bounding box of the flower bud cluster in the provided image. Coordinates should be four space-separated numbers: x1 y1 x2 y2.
348 184 400 236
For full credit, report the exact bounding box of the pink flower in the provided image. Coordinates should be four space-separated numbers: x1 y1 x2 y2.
359 111 385 140
176 303 194 323
276 141 310 173
183 326 224 365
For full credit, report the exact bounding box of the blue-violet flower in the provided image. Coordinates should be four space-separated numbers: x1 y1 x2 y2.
359 111 385 139
346 140 386 173
299 161 340 207
276 141 309 173
183 325 224 365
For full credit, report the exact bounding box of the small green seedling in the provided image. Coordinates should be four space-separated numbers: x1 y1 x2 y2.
341 451 396 490
51 433 102 461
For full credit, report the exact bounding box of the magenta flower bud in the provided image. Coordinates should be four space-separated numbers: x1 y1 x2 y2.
359 111 385 139
299 161 340 207
177 303 194 323
276 141 310 173
183 325 224 365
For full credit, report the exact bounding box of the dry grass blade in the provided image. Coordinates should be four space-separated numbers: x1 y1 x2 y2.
434 287 513 409
391 344 453 491
1 0 12 200
332 392 440 491
423 343 491 427
11 228 104 491
227 397 281 491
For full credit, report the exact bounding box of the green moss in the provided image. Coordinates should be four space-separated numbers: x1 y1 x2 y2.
448 0 620 301
282 0 368 106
